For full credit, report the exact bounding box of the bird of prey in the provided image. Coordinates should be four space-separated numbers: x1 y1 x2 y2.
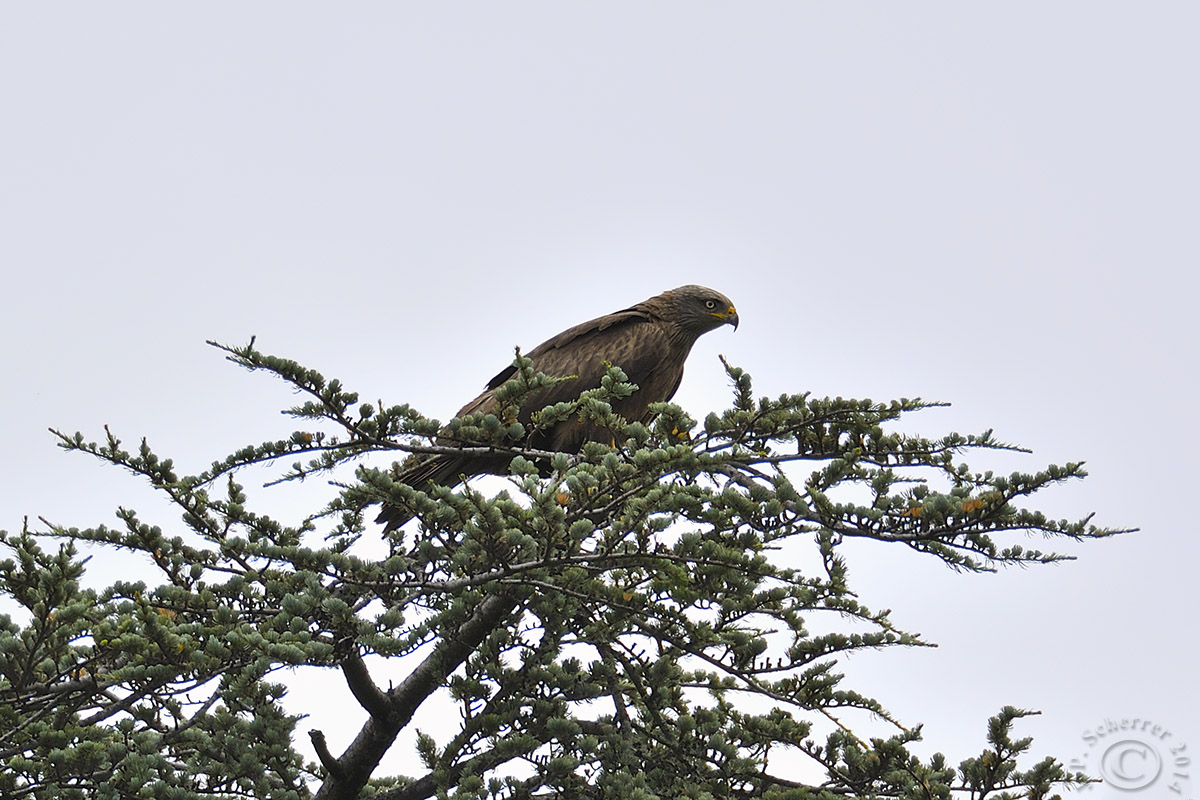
376 284 738 531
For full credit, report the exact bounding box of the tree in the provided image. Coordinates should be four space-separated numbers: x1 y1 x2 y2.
0 339 1129 799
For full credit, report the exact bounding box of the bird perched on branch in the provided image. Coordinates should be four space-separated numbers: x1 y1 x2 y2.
376 284 738 531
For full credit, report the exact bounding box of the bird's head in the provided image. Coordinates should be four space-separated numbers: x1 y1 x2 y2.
667 285 739 335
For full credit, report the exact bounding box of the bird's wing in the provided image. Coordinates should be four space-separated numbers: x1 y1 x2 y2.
459 308 677 419
377 304 698 531
480 307 655 391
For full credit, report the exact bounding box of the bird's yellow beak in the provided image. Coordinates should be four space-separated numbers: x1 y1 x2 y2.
713 305 739 330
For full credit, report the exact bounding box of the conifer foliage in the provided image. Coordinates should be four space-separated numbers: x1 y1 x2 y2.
1 340 1128 799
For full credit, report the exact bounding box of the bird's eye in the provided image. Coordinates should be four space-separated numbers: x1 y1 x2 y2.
705 299 718 309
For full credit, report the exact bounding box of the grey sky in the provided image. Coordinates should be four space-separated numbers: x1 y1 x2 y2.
3 3 1197 791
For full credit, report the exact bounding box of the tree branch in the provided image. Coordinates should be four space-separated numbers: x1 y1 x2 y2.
313 591 520 800
340 650 391 720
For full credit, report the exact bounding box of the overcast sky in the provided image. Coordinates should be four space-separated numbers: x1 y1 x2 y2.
3 3 1197 793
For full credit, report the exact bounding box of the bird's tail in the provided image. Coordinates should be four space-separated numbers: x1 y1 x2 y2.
374 502 416 533
374 454 471 533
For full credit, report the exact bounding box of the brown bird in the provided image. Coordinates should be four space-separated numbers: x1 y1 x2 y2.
376 285 738 531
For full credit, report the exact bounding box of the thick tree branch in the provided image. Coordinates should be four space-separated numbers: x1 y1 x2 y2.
340 650 391 720
308 729 344 780
313 591 520 800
